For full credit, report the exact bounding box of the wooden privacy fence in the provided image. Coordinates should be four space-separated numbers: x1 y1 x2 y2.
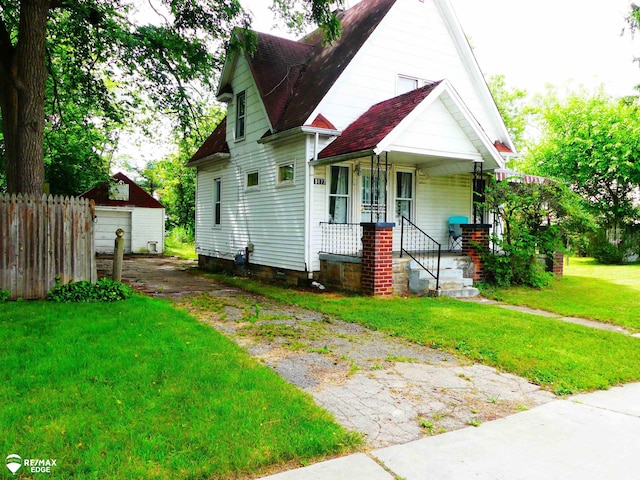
0 194 97 299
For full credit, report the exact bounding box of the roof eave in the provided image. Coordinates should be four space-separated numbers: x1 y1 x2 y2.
186 153 231 168
310 149 375 166
258 126 342 145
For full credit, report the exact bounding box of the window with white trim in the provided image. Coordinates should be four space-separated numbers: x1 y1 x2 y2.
328 165 350 223
235 90 246 139
395 171 414 223
278 162 295 185
214 178 222 226
246 170 259 189
397 75 419 95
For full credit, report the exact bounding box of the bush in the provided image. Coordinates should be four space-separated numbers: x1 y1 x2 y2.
166 226 194 244
480 179 581 288
0 289 9 302
591 239 624 265
48 278 133 302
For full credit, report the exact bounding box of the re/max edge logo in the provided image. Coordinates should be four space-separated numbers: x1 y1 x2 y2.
6 454 57 475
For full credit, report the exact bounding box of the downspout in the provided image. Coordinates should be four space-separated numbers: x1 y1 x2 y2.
304 132 319 279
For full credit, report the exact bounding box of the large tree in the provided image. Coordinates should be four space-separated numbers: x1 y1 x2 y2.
526 87 640 233
0 0 343 195
487 74 530 153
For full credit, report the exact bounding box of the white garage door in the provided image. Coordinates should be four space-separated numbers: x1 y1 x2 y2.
95 210 132 254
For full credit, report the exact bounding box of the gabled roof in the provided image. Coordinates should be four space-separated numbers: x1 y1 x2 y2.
244 33 314 129
316 79 505 173
80 172 164 209
186 118 230 167
318 82 441 159
274 0 397 132
190 0 516 165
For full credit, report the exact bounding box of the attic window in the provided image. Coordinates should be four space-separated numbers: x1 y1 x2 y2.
109 181 129 201
235 90 246 139
397 76 419 95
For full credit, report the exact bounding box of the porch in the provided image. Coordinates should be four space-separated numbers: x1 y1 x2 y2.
318 219 486 297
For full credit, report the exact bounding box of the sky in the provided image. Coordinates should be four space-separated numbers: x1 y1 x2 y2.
243 0 640 98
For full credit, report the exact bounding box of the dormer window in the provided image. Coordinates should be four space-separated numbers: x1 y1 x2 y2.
235 90 246 139
397 75 419 95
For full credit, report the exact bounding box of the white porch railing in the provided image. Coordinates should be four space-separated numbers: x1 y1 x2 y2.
319 222 363 257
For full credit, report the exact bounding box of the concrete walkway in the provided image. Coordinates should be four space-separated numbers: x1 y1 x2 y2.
466 297 640 338
259 383 640 480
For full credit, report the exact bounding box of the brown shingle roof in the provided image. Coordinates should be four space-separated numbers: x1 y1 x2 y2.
80 172 164 209
247 32 314 128
275 0 397 132
186 118 229 166
318 82 441 159
188 0 397 164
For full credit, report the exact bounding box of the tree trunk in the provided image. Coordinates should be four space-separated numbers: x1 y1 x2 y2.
0 0 49 195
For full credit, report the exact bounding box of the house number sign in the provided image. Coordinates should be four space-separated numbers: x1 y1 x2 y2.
313 178 326 185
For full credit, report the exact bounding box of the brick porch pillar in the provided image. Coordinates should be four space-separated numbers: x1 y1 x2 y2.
546 251 564 277
461 224 491 282
361 222 395 296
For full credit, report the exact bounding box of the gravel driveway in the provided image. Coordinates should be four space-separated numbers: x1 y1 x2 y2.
99 255 555 448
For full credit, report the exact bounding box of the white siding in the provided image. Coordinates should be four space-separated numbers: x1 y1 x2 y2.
392 97 479 159
309 0 502 144
130 208 165 254
195 139 309 272
411 173 472 248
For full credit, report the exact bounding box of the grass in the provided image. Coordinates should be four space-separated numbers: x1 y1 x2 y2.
0 296 360 479
205 273 640 395
480 257 640 331
164 237 197 260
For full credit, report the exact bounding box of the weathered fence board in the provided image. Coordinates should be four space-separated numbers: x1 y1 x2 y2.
0 194 96 299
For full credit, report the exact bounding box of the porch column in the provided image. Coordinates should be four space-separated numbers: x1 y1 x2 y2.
546 251 564 277
361 222 395 296
461 224 491 282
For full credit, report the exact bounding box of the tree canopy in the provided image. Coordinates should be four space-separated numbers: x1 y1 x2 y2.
0 0 344 195
526 88 640 232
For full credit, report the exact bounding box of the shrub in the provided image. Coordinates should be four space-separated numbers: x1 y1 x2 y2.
0 290 9 302
48 278 133 303
481 179 589 287
166 226 194 244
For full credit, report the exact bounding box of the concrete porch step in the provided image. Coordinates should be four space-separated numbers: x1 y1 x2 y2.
406 257 478 297
437 286 480 298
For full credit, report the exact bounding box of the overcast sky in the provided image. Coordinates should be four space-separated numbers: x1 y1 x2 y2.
243 0 640 98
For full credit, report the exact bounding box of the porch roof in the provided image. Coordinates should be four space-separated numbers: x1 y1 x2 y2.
313 80 506 176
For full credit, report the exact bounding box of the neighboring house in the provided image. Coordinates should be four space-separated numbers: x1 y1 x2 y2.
81 172 165 255
187 0 516 295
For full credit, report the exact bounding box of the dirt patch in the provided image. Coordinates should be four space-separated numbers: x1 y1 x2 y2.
101 256 555 448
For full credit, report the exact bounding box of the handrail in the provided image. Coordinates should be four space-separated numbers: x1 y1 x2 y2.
400 216 441 290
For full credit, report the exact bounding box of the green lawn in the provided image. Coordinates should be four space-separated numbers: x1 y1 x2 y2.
210 274 640 396
0 296 359 479
164 237 197 260
481 257 640 331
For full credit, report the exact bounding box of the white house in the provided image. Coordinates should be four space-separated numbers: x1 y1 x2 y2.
187 0 516 295
81 172 165 255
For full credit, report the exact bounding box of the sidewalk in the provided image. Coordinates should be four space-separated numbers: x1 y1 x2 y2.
259 382 640 480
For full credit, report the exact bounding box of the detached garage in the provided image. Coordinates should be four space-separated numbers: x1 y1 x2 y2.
81 172 165 254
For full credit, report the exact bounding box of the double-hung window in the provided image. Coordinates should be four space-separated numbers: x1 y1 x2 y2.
328 165 350 223
395 171 414 223
235 91 246 139
214 178 222 226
